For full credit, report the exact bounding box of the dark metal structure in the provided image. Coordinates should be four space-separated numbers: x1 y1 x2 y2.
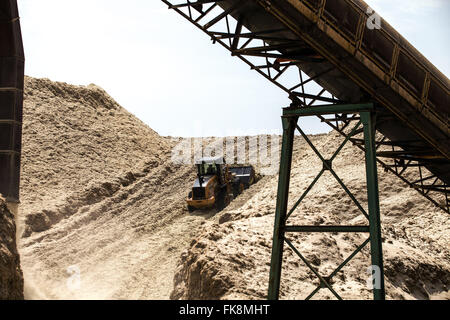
162 0 449 300
162 0 449 214
271 103 385 300
0 0 24 203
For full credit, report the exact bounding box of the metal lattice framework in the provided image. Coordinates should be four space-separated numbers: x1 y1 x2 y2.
162 0 449 214
270 103 384 300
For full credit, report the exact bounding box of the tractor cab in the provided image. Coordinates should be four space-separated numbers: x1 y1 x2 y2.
195 156 226 185
187 156 255 213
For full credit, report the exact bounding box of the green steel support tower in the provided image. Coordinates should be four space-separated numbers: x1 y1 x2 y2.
268 103 385 300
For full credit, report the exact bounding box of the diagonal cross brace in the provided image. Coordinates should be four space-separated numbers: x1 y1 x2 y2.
304 238 371 300
285 238 343 300
294 121 370 220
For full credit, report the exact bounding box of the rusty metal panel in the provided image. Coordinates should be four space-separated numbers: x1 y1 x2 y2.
361 26 394 72
303 0 321 11
324 0 361 43
0 0 23 203
396 50 426 97
428 78 448 118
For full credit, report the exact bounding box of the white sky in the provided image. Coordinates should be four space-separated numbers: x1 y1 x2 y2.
18 0 450 137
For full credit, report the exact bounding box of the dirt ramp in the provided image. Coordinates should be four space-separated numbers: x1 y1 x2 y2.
171 220 271 300
0 198 24 299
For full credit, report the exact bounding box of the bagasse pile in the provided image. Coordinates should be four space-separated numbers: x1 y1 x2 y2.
19 77 201 299
17 76 449 300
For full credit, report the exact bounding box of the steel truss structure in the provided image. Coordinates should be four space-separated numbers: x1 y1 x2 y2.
162 0 449 300
269 103 385 300
162 0 449 215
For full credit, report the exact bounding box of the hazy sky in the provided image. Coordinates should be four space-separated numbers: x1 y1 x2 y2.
18 0 450 137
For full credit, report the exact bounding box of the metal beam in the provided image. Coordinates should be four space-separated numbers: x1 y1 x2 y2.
290 92 342 104
285 225 370 233
268 115 297 300
283 103 374 117
361 111 386 300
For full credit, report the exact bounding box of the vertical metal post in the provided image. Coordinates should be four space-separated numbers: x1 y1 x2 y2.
361 111 385 300
268 115 297 300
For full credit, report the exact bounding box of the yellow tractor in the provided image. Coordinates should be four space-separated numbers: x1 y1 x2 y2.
186 156 255 212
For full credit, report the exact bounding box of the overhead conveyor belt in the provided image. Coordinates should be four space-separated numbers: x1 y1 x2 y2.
163 0 449 213
0 0 24 203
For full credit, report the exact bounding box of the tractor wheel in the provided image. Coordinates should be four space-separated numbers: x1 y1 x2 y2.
187 191 195 213
233 182 245 198
247 175 255 189
215 190 226 212
232 183 240 198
